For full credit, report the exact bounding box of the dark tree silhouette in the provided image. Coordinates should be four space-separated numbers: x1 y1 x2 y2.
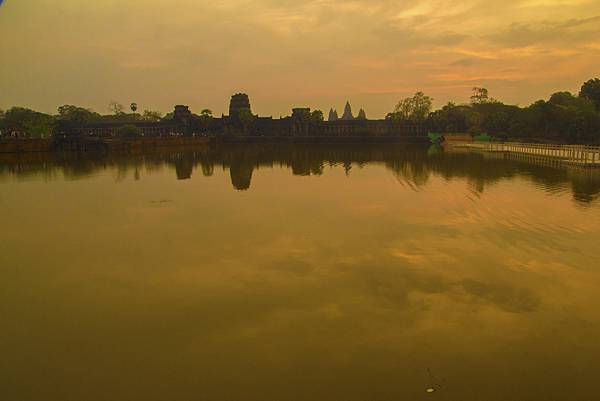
580 78 600 110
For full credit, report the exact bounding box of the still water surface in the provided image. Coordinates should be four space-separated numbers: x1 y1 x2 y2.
2 144 600 401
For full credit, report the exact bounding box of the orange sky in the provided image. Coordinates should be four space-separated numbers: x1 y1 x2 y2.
1 0 599 118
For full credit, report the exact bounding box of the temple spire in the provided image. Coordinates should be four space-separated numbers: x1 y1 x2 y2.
341 101 354 120
328 108 339 121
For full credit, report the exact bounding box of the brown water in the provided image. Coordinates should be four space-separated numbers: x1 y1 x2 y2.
1 144 600 401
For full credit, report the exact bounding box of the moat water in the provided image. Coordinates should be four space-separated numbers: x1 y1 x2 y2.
2 144 600 401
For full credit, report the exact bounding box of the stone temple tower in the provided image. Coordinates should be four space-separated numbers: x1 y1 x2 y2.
341 101 354 120
328 108 339 121
229 93 252 119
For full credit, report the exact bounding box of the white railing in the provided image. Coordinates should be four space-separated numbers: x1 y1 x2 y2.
459 142 600 166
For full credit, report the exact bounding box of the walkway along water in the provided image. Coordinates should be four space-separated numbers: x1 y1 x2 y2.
450 142 600 167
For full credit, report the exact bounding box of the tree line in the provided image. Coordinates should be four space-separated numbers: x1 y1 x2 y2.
1 78 599 143
387 78 600 144
0 101 164 139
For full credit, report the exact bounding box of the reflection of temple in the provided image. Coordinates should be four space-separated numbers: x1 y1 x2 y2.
229 159 254 191
226 146 257 190
3 144 599 204
174 153 194 180
64 93 424 138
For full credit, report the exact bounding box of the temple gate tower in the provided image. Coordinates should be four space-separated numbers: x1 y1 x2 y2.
173 105 192 135
229 93 252 119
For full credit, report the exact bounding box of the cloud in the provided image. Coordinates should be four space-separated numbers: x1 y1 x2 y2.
487 16 600 47
1 0 599 116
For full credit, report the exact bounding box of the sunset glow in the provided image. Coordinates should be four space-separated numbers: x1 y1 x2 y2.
1 0 599 116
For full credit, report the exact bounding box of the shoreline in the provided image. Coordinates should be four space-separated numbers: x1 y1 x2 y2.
0 135 430 154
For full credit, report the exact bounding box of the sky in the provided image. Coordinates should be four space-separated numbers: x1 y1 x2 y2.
1 0 599 118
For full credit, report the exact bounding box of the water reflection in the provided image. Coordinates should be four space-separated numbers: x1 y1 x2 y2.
1 144 599 204
2 144 600 401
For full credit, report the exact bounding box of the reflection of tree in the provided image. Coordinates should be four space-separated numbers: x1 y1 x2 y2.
386 152 430 189
291 161 310 176
390 162 430 189
343 161 352 176
1 144 600 205
291 160 324 176
201 163 214 177
570 172 600 204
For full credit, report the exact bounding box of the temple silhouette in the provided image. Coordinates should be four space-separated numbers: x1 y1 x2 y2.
64 94 424 139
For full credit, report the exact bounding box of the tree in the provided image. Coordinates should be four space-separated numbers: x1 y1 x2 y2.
579 78 600 110
549 91 595 111
550 91 577 107
142 110 163 121
130 103 138 113
470 87 490 104
57 105 99 124
392 92 433 123
199 109 213 128
3 107 54 138
116 124 143 139
294 108 312 123
482 111 509 135
466 110 483 134
428 102 470 133
311 109 324 124
109 101 125 115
